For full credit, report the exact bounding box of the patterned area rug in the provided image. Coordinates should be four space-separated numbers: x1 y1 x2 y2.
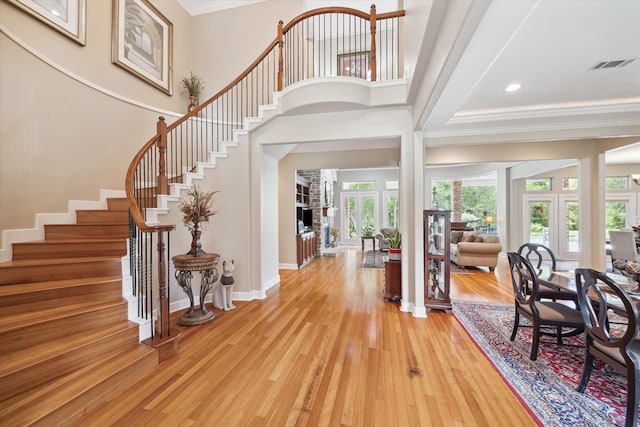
453 301 634 426
361 250 386 268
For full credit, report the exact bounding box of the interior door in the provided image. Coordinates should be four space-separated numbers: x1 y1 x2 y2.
340 191 378 245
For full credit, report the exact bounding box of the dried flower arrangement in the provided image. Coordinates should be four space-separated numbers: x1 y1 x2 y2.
178 185 218 232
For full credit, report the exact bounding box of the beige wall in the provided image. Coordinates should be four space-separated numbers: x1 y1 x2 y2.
0 0 196 234
190 2 304 99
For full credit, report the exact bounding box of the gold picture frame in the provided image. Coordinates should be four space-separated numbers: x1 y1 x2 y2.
112 0 173 95
8 0 86 46
338 51 370 79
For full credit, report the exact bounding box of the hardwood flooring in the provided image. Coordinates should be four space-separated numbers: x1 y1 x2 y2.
79 248 536 426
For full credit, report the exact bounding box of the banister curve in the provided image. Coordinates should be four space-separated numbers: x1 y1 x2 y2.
165 38 280 133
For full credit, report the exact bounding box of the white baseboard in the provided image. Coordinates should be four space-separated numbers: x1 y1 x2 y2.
279 263 298 270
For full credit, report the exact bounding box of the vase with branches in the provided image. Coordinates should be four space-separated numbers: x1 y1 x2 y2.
182 71 204 112
178 185 218 256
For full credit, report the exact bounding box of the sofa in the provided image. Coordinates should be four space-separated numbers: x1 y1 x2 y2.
450 230 502 271
375 227 398 252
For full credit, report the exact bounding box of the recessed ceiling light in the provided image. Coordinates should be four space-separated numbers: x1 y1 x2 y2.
504 83 521 92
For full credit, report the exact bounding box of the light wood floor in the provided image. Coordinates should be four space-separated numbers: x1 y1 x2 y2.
79 247 537 426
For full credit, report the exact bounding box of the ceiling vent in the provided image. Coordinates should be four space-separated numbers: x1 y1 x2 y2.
589 59 636 70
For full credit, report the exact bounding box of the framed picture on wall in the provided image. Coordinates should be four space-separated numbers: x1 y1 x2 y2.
8 0 86 45
112 0 173 95
338 51 370 79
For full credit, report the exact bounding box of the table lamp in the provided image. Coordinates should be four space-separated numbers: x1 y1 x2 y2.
485 215 494 233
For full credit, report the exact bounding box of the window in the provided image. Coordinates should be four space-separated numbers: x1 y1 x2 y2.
342 181 376 190
561 178 578 191
605 177 627 190
526 179 552 191
386 180 398 190
383 191 399 228
432 180 451 209
605 200 629 239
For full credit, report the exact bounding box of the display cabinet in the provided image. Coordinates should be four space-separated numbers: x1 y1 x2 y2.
424 209 451 312
383 259 401 302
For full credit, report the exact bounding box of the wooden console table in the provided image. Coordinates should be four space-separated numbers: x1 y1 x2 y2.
172 253 220 326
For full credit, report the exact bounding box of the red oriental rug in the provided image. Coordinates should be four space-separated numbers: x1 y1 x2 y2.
453 301 637 426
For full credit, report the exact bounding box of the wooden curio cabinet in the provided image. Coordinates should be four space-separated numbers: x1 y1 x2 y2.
424 209 451 313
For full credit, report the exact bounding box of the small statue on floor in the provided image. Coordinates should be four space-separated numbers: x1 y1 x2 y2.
214 259 236 311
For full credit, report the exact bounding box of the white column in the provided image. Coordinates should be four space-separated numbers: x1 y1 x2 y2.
496 166 510 252
578 152 606 270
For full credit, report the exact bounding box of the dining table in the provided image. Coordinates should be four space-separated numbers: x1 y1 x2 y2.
534 267 640 315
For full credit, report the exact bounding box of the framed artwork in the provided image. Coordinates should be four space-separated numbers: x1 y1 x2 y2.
112 0 173 95
8 0 86 45
338 51 370 79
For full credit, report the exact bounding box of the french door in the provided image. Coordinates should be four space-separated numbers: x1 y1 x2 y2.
558 195 579 260
522 195 557 255
340 191 378 245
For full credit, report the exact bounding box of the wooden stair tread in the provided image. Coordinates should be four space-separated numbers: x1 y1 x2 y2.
0 321 138 376
76 209 128 212
0 256 123 269
12 238 126 246
0 297 125 332
0 345 157 426
0 276 123 297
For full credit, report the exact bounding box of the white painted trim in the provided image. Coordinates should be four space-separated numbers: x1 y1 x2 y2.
412 305 427 318
262 274 280 293
424 119 640 140
400 300 413 313
279 263 299 270
451 101 640 124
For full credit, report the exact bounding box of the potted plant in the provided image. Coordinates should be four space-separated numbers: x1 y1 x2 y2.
388 231 402 260
182 71 204 112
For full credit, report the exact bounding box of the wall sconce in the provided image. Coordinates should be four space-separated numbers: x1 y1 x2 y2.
631 174 640 186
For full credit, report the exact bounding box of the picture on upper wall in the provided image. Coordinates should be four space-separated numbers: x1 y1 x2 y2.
338 51 370 79
112 0 173 95
8 0 86 45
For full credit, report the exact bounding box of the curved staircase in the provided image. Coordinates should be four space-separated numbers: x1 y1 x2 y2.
0 197 158 426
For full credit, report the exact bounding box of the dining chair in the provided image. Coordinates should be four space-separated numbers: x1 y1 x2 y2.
517 242 578 306
575 268 640 427
507 252 584 361
610 230 640 286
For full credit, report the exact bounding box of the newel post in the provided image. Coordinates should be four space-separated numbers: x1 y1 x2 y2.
157 117 168 195
277 20 284 91
157 231 170 338
370 5 377 82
